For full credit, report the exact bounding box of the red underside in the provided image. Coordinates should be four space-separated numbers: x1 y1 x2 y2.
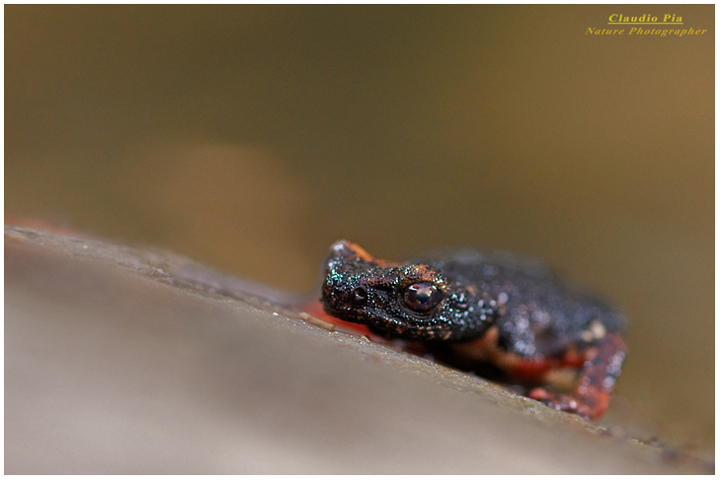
301 300 587 383
300 300 375 337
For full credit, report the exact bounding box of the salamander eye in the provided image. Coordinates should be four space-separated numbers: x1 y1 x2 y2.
403 282 443 312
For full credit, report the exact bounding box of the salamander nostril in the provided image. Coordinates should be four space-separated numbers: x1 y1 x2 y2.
352 287 367 304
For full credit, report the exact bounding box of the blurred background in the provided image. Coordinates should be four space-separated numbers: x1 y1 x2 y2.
5 5 714 446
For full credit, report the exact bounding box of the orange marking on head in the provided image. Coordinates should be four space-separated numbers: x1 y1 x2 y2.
407 264 441 283
341 241 376 262
336 241 400 267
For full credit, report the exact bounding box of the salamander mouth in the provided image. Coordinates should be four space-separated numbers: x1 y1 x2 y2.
322 299 451 340
321 303 362 323
321 291 392 328
321 286 365 322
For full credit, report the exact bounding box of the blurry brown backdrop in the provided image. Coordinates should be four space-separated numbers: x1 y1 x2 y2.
5 5 714 446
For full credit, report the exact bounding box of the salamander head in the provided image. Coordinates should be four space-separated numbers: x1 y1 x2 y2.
321 240 498 342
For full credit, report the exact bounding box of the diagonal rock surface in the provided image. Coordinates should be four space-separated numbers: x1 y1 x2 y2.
5 225 712 474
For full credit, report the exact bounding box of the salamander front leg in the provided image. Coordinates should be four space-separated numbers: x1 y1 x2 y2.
529 333 626 419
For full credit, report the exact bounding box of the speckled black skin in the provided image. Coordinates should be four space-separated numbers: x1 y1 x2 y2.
322 241 626 359
322 241 500 342
321 240 628 419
